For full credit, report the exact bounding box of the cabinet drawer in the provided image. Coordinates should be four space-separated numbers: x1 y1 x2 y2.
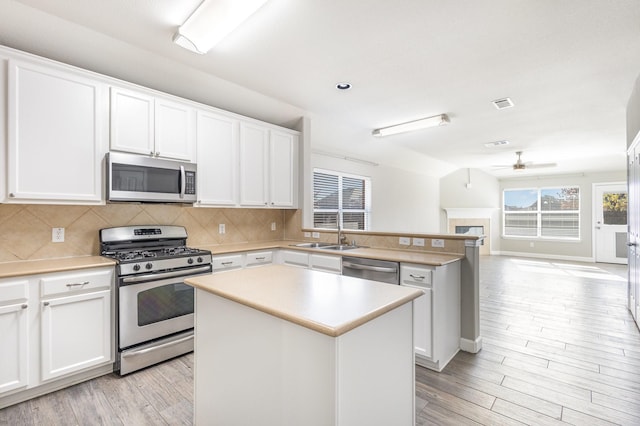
213 254 243 271
0 279 29 303
245 251 273 267
400 265 433 287
309 254 341 273
280 250 309 267
40 269 113 297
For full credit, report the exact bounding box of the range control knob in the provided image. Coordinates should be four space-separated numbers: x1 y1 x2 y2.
145 262 153 270
133 264 141 272
197 257 203 263
188 258 194 265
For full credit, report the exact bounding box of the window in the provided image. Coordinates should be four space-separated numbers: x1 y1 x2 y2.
503 187 580 239
313 169 371 230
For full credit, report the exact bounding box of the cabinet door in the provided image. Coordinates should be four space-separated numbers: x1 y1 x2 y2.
309 253 341 274
279 250 309 268
411 289 433 359
110 86 155 156
239 122 269 206
0 278 29 395
269 130 297 208
196 110 238 206
155 97 195 161
40 289 111 381
7 60 106 203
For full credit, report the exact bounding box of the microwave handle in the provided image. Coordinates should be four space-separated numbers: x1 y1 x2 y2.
180 165 185 199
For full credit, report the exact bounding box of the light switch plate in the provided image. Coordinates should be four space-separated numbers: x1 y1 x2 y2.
312 232 320 239
413 238 425 247
271 222 276 231
432 239 445 248
304 232 311 238
399 237 411 245
218 224 225 234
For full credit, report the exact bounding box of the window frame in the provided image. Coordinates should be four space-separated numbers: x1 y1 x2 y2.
502 186 581 240
312 168 371 231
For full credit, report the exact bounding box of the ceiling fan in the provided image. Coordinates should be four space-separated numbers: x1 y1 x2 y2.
493 151 556 171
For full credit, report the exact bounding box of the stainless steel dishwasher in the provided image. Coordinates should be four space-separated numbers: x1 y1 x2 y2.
342 256 400 284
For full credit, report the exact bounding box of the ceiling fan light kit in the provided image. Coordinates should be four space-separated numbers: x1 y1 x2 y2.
372 114 449 137
174 0 269 54
492 151 557 172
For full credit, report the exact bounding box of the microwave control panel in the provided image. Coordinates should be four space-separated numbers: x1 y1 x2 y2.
185 171 196 194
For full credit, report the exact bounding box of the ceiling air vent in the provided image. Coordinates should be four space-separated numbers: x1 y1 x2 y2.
484 140 510 148
492 97 514 110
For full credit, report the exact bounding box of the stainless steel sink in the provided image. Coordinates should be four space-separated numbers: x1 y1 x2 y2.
320 245 360 251
291 242 335 248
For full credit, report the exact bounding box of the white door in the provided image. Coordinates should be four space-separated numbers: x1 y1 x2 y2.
594 183 628 264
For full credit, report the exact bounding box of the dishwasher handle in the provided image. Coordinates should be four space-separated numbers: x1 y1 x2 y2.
342 261 398 274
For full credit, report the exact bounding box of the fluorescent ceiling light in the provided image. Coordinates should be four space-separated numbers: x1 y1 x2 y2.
372 114 450 137
174 0 269 54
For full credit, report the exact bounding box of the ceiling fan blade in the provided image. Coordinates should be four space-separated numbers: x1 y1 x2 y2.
525 162 557 169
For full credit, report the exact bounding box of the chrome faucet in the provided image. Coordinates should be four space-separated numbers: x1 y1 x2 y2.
337 212 346 245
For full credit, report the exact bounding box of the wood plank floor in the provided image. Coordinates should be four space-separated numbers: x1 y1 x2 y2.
1 255 638 425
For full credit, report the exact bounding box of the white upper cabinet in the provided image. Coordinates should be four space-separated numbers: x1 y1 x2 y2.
238 122 298 208
239 122 269 207
110 86 195 162
269 130 297 208
6 59 107 204
196 110 238 206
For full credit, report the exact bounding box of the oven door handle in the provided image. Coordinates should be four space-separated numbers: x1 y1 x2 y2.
121 265 211 284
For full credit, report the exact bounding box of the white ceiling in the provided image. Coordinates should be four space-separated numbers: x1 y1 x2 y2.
3 0 640 178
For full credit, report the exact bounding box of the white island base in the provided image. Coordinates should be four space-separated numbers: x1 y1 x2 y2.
188 265 420 426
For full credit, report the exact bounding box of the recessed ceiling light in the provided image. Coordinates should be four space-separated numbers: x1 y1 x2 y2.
484 140 510 148
336 82 352 90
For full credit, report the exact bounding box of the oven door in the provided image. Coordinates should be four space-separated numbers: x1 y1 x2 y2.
118 271 204 349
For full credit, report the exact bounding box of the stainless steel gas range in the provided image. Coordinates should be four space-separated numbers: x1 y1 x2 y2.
100 225 212 375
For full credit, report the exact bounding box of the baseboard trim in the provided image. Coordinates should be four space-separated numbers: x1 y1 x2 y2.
494 251 595 263
460 336 482 353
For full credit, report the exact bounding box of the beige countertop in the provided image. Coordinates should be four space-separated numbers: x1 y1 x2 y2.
0 256 116 279
0 239 462 279
200 240 464 266
186 264 423 337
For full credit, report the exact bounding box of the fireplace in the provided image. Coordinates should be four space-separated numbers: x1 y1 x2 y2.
444 208 495 255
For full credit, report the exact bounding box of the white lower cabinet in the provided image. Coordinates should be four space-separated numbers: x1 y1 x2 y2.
400 262 460 372
245 251 273 268
0 279 29 394
212 254 244 272
0 267 114 408
277 250 341 273
40 289 111 381
309 253 342 274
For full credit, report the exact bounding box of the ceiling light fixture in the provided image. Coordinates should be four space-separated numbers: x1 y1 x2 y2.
173 0 269 54
372 114 449 137
336 82 352 90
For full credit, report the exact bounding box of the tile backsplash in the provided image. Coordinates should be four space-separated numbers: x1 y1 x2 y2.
0 204 285 262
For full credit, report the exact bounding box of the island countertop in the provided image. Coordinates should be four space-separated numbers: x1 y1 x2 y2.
185 264 423 337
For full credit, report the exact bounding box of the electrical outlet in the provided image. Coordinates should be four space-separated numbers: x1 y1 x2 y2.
52 227 64 243
413 238 425 247
218 224 225 234
271 222 276 231
312 232 320 239
432 239 445 248
399 237 411 245
530 242 534 248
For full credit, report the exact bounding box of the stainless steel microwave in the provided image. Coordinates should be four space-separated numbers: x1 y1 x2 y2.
106 152 197 203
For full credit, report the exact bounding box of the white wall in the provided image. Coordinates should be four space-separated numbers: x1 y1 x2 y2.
628 73 640 147
498 171 626 260
439 168 501 249
310 153 440 233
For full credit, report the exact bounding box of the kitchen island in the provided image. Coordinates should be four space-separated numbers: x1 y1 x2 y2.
185 264 423 426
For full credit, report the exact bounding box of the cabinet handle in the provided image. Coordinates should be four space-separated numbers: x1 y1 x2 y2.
43 301 50 307
221 261 233 266
410 274 426 280
150 151 155 156
255 257 265 260
155 151 160 157
9 193 14 198
21 304 27 309
66 281 89 287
